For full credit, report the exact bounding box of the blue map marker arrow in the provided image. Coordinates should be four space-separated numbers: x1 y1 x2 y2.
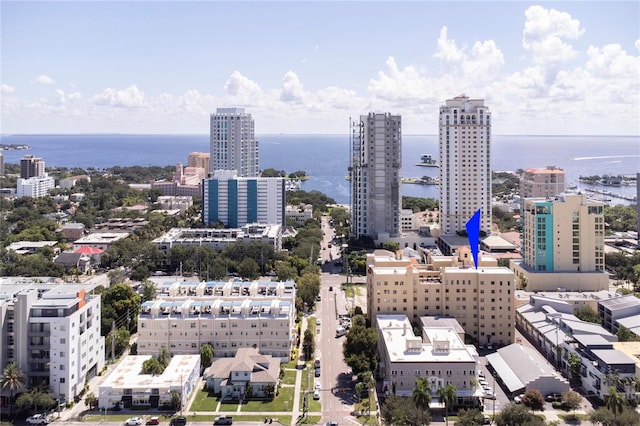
465 208 481 269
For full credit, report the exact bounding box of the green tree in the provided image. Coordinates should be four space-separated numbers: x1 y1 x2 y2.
604 386 625 421
574 306 602 324
237 258 260 280
200 343 214 371
438 384 457 425
105 327 131 358
568 353 582 382
158 346 172 369
455 408 485 426
617 325 639 342
412 377 432 412
101 283 141 336
140 279 157 302
142 358 164 375
296 272 320 311
342 316 378 375
0 362 26 416
15 388 56 413
275 262 298 281
521 389 545 412
302 328 315 361
263 383 276 399
170 390 182 412
380 394 429 426
494 403 544 426
383 241 400 252
562 390 582 415
85 392 98 410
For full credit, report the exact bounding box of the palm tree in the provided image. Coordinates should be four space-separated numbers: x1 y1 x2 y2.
438 384 457 426
604 386 625 420
1 362 26 417
413 377 432 412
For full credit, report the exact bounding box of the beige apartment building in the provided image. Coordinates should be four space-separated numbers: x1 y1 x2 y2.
136 280 295 361
367 249 515 346
188 151 211 176
519 166 565 198
377 314 482 407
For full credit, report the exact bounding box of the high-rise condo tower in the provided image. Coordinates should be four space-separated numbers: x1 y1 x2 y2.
209 108 259 177
351 113 402 241
438 95 492 235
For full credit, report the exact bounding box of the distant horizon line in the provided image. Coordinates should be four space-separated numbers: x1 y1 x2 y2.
1 133 639 138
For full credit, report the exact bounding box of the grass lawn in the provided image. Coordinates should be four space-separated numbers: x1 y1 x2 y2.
298 415 321 424
558 413 590 422
189 387 220 411
281 369 297 385
241 387 294 412
83 414 143 422
281 359 298 369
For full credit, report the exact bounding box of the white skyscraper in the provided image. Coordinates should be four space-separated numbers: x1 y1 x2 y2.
438 95 492 235
209 108 259 177
351 112 402 241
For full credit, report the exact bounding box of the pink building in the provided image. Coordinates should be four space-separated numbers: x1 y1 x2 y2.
519 166 565 198
151 162 205 197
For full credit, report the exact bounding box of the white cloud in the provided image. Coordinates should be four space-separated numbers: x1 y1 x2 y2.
35 75 56 85
280 71 306 103
224 71 263 105
585 44 640 79
1 84 15 94
2 6 638 135
367 56 432 102
91 84 146 108
434 26 465 71
522 6 585 63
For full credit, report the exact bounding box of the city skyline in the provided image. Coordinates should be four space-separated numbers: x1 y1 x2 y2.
1 1 639 135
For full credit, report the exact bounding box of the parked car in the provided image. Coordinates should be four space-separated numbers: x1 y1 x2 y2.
514 394 524 404
315 367 321 377
125 418 143 426
170 417 187 426
26 414 50 425
546 393 562 402
146 417 160 425
213 416 233 425
313 390 320 400
483 415 491 424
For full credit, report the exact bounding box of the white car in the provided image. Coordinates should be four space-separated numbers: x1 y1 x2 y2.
26 414 50 425
126 417 143 426
315 382 321 390
313 389 320 400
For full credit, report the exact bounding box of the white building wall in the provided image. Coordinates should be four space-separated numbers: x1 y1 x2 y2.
439 96 491 235
17 175 55 198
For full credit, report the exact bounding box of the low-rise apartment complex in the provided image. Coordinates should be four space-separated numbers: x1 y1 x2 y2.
152 225 282 266
136 279 296 361
377 315 481 408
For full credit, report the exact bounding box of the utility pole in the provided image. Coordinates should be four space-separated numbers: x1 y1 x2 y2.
111 320 115 361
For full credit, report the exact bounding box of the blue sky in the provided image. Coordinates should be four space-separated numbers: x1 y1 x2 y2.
1 1 639 135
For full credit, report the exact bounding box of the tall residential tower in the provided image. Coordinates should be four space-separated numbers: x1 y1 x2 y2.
438 95 492 235
209 108 259 177
351 113 402 241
